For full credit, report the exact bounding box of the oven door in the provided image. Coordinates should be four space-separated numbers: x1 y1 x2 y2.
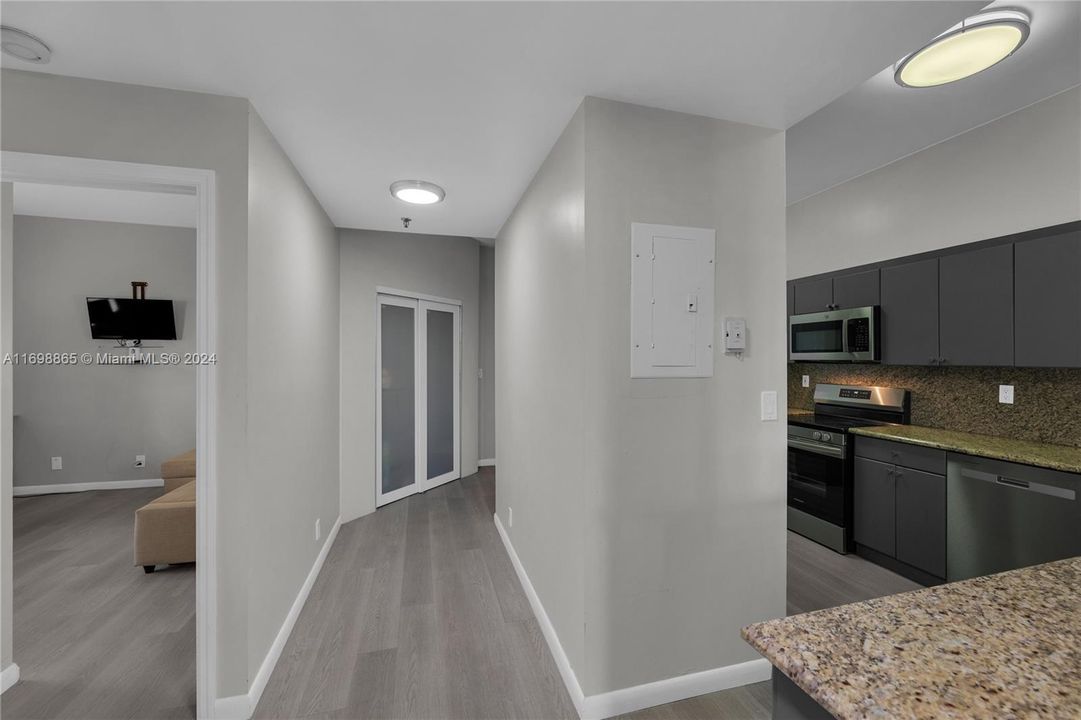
787 438 846 526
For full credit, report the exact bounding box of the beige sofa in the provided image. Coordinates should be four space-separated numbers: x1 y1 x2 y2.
134 449 195 573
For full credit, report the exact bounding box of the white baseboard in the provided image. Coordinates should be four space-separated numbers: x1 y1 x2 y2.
493 513 770 720
1 663 20 694
212 693 250 720
13 478 164 497
221 515 342 719
478 458 496 467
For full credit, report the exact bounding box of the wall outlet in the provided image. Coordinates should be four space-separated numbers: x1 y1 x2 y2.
508 507 513 528
801 375 810 388
761 391 778 421
999 384 1015 405
315 518 322 542
51 456 62 471
134 454 146 468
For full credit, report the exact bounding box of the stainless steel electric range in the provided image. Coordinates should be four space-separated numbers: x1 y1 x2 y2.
788 384 910 554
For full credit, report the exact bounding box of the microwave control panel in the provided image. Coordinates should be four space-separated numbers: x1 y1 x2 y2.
847 317 871 352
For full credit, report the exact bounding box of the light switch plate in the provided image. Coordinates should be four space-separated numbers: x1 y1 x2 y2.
999 384 1015 404
761 391 778 421
801 375 810 388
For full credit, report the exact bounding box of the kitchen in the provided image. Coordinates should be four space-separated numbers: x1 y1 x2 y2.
745 2 1081 718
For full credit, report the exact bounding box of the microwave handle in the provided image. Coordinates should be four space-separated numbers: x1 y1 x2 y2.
840 318 849 354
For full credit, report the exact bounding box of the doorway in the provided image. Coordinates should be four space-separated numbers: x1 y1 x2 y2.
376 291 461 507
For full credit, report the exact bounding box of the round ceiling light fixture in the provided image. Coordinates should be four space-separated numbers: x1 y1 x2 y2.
390 180 445 205
1 26 51 64
894 10 1030 88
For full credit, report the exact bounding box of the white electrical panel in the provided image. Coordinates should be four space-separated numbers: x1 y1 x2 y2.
630 223 715 378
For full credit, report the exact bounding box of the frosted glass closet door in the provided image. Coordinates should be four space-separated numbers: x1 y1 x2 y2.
421 301 460 488
377 297 419 506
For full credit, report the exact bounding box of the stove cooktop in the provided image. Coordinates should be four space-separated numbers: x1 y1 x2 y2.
788 415 897 433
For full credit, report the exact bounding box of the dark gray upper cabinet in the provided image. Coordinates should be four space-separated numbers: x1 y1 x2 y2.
895 467 946 579
1015 230 1081 368
793 277 833 314
787 282 795 317
881 259 939 366
939 244 1014 367
832 269 880 310
853 457 896 557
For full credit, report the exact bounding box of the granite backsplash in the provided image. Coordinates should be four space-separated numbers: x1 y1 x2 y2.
788 364 1081 448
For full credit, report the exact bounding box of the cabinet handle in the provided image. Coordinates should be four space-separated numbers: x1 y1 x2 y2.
929 357 939 365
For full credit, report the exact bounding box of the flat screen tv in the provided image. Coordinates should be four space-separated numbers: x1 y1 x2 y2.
86 298 178 340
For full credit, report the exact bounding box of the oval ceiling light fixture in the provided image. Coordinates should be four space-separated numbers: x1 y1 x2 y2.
1 26 51 64
894 9 1030 88
390 180 445 205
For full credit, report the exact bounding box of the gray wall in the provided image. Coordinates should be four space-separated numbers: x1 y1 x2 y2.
338 228 480 522
496 105 589 678
788 86 1081 279
580 98 786 693
1 68 253 696
11 216 195 489
1 182 13 672
479 244 496 461
245 111 341 681
497 98 788 697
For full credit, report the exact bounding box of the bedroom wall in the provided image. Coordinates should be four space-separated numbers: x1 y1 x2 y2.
11 216 196 490
1 182 13 678
479 244 496 462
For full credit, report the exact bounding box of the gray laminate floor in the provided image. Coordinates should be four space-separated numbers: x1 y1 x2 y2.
2 487 196 720
3 471 920 720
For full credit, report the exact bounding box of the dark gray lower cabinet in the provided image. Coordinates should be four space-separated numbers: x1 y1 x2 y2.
853 457 895 557
938 243 1014 366
895 468 946 579
881 258 939 366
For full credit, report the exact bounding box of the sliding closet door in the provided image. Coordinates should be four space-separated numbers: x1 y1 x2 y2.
376 296 420 507
376 293 461 507
419 301 460 490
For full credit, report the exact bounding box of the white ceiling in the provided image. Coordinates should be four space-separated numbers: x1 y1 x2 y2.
787 1 1081 204
13 182 197 228
1 1 983 238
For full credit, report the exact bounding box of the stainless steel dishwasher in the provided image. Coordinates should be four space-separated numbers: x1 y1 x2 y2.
947 454 1081 582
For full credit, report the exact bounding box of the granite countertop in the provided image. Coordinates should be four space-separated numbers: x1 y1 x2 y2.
742 557 1081 720
849 424 1081 475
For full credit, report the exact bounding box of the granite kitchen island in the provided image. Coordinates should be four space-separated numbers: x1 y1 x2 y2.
742 557 1080 719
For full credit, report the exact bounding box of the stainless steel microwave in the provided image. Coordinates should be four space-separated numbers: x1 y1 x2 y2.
789 306 880 363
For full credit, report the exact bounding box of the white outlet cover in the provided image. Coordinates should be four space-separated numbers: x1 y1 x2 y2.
802 375 810 388
999 384 1015 404
51 456 62 471
761 390 778 421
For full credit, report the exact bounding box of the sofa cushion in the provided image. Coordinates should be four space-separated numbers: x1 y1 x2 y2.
134 481 195 567
156 479 195 504
161 449 195 480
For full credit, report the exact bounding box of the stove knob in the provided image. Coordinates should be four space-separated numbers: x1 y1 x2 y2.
812 431 822 441
821 433 832 442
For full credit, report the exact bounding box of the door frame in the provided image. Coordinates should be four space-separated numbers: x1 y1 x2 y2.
0 152 219 718
375 287 461 508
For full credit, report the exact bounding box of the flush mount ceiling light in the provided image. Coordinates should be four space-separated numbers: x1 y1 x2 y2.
390 180 445 205
894 10 1030 88
1 26 51 64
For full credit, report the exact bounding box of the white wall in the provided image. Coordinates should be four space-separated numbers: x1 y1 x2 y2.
0 68 253 697
498 98 787 702
1 182 13 674
479 245 496 461
11 216 196 490
338 228 480 522
496 104 589 677
245 111 341 681
788 86 1081 279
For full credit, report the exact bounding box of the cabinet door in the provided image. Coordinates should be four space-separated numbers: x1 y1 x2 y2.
939 244 1013 366
881 259 939 366
896 468 946 579
793 277 833 314
832 269 880 310
1015 230 1081 368
854 457 896 557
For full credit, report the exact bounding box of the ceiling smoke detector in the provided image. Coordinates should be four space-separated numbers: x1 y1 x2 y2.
390 180 445 205
1 26 51 64
894 10 1030 88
